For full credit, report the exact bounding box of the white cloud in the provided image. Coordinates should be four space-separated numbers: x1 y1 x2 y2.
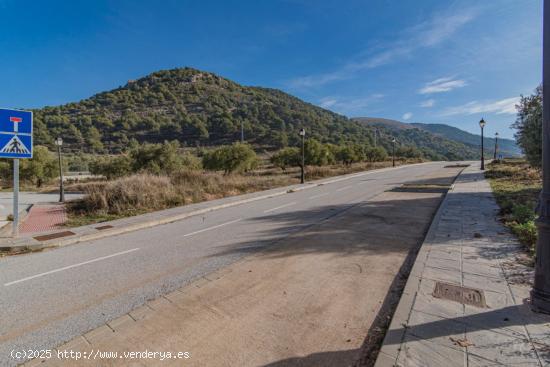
318 94 384 114
319 98 337 108
419 77 467 94
288 7 478 89
402 112 413 120
441 97 520 116
420 99 435 107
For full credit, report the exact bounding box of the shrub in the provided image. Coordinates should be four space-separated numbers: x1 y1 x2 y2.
130 141 186 174
512 204 536 224
511 221 537 253
72 174 183 215
203 143 258 174
271 147 300 171
396 146 423 159
89 155 132 179
365 146 388 162
335 144 364 166
304 139 334 166
89 142 202 179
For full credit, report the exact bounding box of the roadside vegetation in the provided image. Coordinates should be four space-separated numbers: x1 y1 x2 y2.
484 85 543 255
486 159 540 255
65 140 420 226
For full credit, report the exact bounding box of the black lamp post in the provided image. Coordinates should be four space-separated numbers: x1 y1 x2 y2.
479 118 486 170
392 138 396 167
494 132 499 161
54 137 65 202
299 128 305 184
532 0 550 314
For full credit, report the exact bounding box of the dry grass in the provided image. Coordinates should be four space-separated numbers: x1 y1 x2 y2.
486 159 541 255
67 159 421 225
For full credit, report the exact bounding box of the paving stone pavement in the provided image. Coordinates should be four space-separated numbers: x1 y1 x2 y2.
375 164 550 367
19 204 67 234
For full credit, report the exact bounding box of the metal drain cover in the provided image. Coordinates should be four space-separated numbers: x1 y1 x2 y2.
433 281 487 308
34 231 75 242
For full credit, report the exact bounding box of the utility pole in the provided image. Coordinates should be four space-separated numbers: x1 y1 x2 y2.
479 118 486 170
494 132 499 161
532 0 550 314
392 138 396 167
55 137 65 202
299 128 305 184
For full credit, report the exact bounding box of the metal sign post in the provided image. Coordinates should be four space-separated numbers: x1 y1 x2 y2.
13 159 19 237
0 108 33 238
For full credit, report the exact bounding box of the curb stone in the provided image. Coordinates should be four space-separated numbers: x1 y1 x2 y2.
373 169 463 367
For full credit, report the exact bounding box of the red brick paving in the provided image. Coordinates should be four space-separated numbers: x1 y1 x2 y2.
20 204 67 234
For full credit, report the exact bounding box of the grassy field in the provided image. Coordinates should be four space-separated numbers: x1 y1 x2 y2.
66 160 418 227
485 159 541 255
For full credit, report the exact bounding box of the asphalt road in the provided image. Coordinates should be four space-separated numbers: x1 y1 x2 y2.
0 162 458 366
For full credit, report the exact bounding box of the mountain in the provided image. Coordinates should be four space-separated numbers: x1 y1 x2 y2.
355 117 521 158
32 67 483 161
411 123 521 157
33 67 371 153
353 117 479 160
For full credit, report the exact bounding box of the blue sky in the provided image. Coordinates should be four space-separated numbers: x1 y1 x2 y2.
0 0 542 139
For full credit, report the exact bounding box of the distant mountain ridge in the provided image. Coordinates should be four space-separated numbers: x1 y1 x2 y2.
354 117 520 158
411 123 521 157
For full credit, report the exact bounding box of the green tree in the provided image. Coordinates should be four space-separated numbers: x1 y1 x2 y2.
89 155 132 179
304 139 334 166
129 141 186 174
20 146 58 187
365 146 388 162
202 143 258 174
335 144 364 166
271 147 300 171
512 86 542 167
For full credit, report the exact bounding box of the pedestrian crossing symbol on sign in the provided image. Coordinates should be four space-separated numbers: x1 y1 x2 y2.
1 135 30 154
0 108 33 159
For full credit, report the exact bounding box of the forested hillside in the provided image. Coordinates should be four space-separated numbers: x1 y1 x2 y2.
33 67 481 161
33 68 371 153
354 118 479 160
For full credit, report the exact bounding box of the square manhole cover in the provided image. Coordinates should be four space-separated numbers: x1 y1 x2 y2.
433 281 487 308
34 231 75 242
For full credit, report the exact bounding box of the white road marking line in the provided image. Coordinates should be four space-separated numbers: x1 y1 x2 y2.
4 248 140 287
182 218 242 237
356 181 371 185
336 185 353 192
264 202 297 213
309 193 329 200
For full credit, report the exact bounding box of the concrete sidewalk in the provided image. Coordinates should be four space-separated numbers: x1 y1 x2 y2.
375 164 550 366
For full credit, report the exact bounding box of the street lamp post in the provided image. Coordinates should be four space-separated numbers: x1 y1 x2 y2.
479 118 486 170
392 138 396 167
54 137 64 203
494 132 499 161
299 128 306 184
532 0 550 314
